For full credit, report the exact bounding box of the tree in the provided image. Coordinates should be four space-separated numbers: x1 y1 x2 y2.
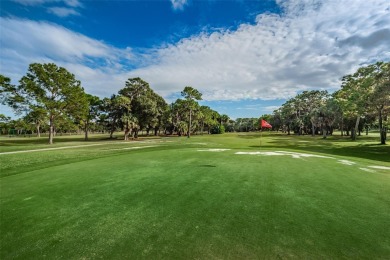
181 86 202 138
367 62 390 144
338 66 375 140
1 63 88 144
220 114 230 129
102 95 132 139
338 62 390 142
0 114 11 135
81 94 101 141
24 106 47 137
280 100 296 135
153 94 169 136
0 75 15 106
119 78 167 138
170 99 187 136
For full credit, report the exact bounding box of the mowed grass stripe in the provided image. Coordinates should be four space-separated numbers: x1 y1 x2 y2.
0 142 172 178
1 146 389 259
0 143 104 155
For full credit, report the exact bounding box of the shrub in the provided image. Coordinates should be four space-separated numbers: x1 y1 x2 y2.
211 125 225 134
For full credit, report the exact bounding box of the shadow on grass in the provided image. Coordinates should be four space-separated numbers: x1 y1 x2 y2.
250 139 390 163
236 134 265 139
0 136 113 146
199 165 217 168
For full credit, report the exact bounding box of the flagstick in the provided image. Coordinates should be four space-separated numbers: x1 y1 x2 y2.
260 128 262 148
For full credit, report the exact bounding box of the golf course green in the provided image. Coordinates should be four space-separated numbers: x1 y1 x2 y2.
0 133 389 259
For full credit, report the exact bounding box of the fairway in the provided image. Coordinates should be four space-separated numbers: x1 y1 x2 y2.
1 133 389 259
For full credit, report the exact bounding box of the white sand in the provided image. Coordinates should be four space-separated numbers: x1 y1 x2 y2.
235 151 284 156
338 160 356 166
235 151 333 159
0 143 103 155
197 149 230 152
368 166 390 170
359 168 376 173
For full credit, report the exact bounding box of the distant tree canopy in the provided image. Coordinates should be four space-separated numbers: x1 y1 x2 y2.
0 61 388 144
0 63 88 144
267 62 389 144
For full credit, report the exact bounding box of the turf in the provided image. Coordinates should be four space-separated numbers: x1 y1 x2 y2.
0 133 389 259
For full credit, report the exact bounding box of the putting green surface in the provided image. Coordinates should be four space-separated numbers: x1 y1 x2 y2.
1 133 389 259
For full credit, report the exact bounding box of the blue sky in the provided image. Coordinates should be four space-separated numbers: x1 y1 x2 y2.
1 0 390 119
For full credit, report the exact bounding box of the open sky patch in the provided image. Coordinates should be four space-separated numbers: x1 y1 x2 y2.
1 0 389 118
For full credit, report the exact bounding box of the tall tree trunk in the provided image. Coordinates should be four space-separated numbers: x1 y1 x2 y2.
341 116 344 136
311 122 315 137
84 120 89 141
322 124 327 139
36 123 41 138
124 124 130 141
379 107 386 145
351 116 360 141
49 115 54 144
110 117 116 139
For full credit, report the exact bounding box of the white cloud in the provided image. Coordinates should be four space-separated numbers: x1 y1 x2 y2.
47 7 80 17
12 0 81 7
0 17 132 97
0 18 131 62
170 0 188 11
12 0 82 18
1 0 390 103
64 0 81 8
129 0 390 100
12 0 48 5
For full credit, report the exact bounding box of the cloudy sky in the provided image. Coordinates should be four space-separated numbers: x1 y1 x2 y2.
1 0 389 118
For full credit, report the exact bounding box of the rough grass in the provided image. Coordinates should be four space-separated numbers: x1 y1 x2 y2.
0 133 389 259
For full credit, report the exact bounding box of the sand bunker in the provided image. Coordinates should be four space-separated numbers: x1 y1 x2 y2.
235 151 332 159
197 149 231 152
0 143 103 155
359 168 376 173
368 166 390 170
338 160 356 165
235 151 284 156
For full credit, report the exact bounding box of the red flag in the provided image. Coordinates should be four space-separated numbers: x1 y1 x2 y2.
261 119 272 129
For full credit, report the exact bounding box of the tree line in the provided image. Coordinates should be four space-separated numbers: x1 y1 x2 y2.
0 63 228 144
264 62 389 144
1 61 389 144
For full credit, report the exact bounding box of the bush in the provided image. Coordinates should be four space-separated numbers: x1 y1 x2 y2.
211 125 225 134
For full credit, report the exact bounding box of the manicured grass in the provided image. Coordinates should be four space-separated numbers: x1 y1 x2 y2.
0 133 389 259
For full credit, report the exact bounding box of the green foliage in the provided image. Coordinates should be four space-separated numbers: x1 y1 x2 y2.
177 86 203 137
181 86 202 101
1 63 88 143
234 118 259 132
210 124 225 134
268 61 389 143
336 62 390 142
119 77 167 137
0 134 389 258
